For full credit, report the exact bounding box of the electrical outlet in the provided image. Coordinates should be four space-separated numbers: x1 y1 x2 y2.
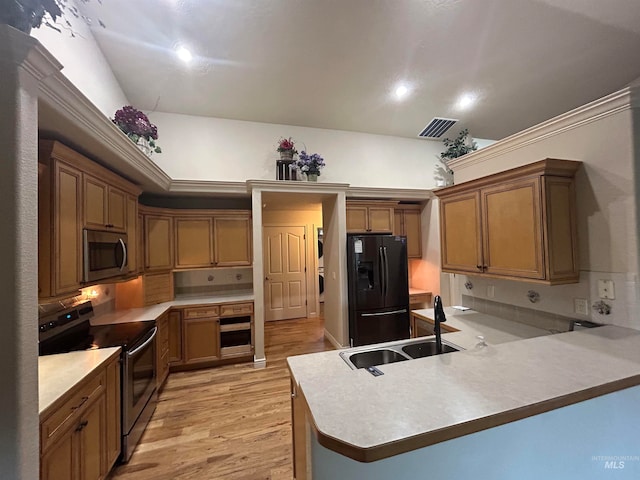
487 285 495 298
574 298 589 315
598 279 615 299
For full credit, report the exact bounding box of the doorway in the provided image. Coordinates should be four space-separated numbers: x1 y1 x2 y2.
263 225 308 321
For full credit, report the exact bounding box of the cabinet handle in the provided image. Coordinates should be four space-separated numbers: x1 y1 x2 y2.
105 223 114 228
76 420 88 432
476 265 483 270
72 396 89 411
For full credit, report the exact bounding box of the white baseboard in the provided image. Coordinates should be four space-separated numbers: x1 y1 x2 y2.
324 329 345 349
253 357 266 368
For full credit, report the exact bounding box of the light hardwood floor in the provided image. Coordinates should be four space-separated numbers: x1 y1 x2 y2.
110 316 334 480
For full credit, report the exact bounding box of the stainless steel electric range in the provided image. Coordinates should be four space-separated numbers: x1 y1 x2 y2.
39 301 157 462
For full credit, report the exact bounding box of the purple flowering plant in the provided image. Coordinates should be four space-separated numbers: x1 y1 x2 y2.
112 106 162 154
296 151 325 176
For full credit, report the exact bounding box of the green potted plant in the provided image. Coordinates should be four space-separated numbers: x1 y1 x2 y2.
436 128 477 186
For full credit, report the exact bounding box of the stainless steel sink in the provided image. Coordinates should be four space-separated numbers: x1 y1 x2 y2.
340 338 463 370
348 349 408 369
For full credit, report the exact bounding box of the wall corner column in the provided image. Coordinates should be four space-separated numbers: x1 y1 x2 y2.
0 25 62 480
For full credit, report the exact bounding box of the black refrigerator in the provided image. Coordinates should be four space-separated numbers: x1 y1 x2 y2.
347 234 410 347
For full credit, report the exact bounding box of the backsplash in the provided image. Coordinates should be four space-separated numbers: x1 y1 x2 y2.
452 270 639 330
39 284 115 317
461 295 574 333
174 267 253 296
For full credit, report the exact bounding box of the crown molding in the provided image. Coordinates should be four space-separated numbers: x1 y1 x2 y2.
169 180 249 196
247 179 350 195
449 86 638 172
346 186 434 201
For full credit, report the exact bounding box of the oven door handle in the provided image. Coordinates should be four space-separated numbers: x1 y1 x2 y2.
126 327 157 357
118 238 128 272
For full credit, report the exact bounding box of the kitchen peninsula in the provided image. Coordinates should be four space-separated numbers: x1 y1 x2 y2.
288 308 640 479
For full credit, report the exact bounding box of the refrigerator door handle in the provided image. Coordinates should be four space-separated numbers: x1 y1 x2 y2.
379 246 385 297
383 246 389 299
361 309 408 317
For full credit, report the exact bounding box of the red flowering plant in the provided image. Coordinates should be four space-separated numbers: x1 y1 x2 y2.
276 137 297 154
112 106 162 154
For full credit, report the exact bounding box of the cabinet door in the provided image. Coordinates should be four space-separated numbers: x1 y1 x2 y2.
368 207 394 233
481 178 544 279
183 317 220 364
126 196 138 274
439 191 483 274
107 186 127 232
84 175 108 230
175 217 213 268
54 162 83 296
393 210 403 236
105 358 121 470
41 428 75 480
156 313 170 389
145 215 173 271
346 206 368 233
78 395 106 480
403 209 422 258
214 217 252 266
168 310 183 364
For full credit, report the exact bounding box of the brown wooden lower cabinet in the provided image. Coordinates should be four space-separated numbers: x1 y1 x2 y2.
156 312 170 390
183 316 221 364
410 313 459 338
40 354 120 480
168 309 183 365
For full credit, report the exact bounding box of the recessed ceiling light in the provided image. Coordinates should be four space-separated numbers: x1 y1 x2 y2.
393 83 411 100
456 92 477 110
176 46 193 63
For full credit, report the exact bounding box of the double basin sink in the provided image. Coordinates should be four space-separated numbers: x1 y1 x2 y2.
340 337 463 370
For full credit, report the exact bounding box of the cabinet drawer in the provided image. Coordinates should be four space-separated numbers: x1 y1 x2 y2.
41 370 105 453
410 293 432 304
184 306 220 319
219 303 253 316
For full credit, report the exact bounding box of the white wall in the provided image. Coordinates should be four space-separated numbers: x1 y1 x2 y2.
447 90 640 329
32 0 129 116
148 111 472 189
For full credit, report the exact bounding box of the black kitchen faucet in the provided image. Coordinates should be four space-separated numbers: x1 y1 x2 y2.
433 295 447 354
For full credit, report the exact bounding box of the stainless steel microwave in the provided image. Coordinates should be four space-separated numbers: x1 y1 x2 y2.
83 229 128 283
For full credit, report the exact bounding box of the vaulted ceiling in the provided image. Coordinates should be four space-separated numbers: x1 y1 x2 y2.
79 0 640 141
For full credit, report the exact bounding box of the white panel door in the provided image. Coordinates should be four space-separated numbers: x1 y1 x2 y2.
263 226 307 321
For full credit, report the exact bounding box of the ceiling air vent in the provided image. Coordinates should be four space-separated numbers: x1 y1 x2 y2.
418 117 458 139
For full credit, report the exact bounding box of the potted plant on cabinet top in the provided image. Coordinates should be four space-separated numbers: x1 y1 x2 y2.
112 106 162 156
436 128 477 186
296 151 325 182
277 137 297 160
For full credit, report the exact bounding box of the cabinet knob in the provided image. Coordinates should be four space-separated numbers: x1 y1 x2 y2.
75 420 88 432
476 265 483 270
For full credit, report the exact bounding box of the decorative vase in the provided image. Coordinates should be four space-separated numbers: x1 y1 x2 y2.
135 137 153 156
279 150 294 161
307 173 318 182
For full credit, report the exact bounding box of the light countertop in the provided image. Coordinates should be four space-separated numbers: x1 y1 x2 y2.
287 309 640 462
39 347 121 416
92 291 254 325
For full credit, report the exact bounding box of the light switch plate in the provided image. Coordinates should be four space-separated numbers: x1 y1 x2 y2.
574 298 589 315
598 280 615 299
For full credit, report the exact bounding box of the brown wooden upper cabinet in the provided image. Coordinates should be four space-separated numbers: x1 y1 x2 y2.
174 212 252 268
38 140 141 300
394 205 422 258
435 159 581 285
143 213 174 271
84 175 127 232
346 200 397 233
